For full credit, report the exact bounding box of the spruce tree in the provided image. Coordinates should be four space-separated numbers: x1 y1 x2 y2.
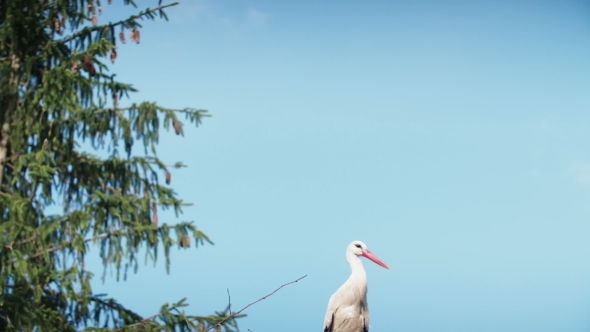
0 0 241 330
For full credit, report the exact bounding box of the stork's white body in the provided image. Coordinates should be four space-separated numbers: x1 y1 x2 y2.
323 241 389 332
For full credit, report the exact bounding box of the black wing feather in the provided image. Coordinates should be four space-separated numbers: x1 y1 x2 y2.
324 312 334 332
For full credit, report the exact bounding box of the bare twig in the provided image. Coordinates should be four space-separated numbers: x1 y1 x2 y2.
204 274 307 332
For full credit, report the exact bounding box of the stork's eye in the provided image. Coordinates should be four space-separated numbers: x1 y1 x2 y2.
355 244 362 249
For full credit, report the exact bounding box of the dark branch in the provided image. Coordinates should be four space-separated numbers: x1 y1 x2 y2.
204 275 308 332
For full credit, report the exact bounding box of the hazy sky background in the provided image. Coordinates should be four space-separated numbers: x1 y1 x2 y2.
84 1 590 331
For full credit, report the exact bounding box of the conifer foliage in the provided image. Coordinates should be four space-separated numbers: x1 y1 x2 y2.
0 0 241 330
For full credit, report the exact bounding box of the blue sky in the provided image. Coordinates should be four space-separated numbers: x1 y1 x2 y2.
85 1 590 331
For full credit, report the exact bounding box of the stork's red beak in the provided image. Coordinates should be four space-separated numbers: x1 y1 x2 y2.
362 249 390 269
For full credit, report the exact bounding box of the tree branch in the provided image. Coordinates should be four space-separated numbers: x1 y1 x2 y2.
115 297 188 331
24 231 117 261
0 54 20 188
58 2 179 45
204 274 307 332
93 106 134 114
227 288 232 314
116 308 166 330
4 233 38 250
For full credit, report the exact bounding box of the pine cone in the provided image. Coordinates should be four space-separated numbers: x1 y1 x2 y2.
130 28 140 44
179 235 191 248
110 48 117 64
82 55 96 76
173 119 181 135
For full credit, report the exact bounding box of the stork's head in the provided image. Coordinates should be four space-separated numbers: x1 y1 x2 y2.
348 240 390 269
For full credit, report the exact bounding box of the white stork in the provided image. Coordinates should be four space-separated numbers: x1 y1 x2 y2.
323 240 389 332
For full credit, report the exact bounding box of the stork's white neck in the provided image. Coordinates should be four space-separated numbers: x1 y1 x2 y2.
333 250 368 309
346 251 367 283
